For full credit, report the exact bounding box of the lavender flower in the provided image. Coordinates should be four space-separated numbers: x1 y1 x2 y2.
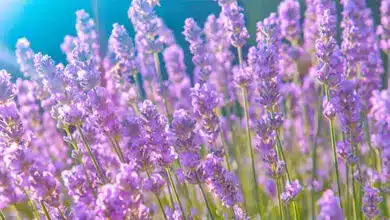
317 189 344 220
15 38 37 79
278 0 301 43
378 0 390 53
109 23 139 75
183 18 213 83
191 83 221 145
218 1 249 48
362 186 382 218
75 10 100 63
0 70 16 104
281 180 303 203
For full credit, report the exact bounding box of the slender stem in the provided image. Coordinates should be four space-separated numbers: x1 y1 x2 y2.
156 194 169 220
311 87 323 220
242 87 262 217
237 47 243 65
196 179 215 220
145 168 168 220
113 138 125 162
324 85 343 208
166 169 187 220
0 211 5 220
275 131 291 181
40 201 51 220
108 136 124 163
346 165 350 219
351 166 358 220
58 208 66 220
76 125 106 183
276 178 284 219
219 129 231 171
166 176 175 207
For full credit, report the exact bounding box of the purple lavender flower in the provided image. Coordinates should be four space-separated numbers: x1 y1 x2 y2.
281 180 303 203
315 9 343 88
183 18 213 83
278 0 301 43
0 103 24 143
75 9 100 63
15 38 37 79
317 189 344 220
95 184 131 219
139 100 176 167
191 83 221 145
218 1 249 48
0 70 16 104
109 23 139 76
378 0 390 54
61 35 78 62
144 172 166 194
362 186 382 218
163 44 191 109
62 165 97 205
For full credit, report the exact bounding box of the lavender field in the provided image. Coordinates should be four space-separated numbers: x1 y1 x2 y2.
1 0 390 219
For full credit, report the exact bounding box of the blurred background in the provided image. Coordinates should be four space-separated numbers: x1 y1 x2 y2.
0 0 383 78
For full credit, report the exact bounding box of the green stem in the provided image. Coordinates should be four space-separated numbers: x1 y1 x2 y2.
156 194 169 220
58 208 66 220
40 201 51 220
345 165 350 219
276 178 284 219
311 87 323 220
197 179 215 220
113 138 125 162
0 211 5 220
351 166 359 220
275 131 292 181
108 136 125 163
76 125 106 183
146 168 169 220
219 130 231 171
166 169 187 220
324 85 343 208
242 87 263 217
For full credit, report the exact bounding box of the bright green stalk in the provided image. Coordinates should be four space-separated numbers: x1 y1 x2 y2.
242 87 263 217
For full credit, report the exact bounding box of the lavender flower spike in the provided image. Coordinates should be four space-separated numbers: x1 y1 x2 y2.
278 0 301 43
317 189 344 220
0 70 16 104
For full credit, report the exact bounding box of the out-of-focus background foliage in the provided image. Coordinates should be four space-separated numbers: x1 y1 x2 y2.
0 0 382 78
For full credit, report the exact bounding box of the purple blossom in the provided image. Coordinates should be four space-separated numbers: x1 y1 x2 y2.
219 1 249 48
278 0 301 43
109 23 139 75
183 18 213 83
281 180 303 203
317 189 344 220
362 186 382 218
0 70 16 104
378 0 390 53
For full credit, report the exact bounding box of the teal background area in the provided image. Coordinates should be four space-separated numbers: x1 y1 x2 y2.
0 0 383 78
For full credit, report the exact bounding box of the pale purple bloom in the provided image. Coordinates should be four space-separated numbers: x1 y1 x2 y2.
317 189 344 220
362 186 382 218
281 180 303 203
0 70 16 104
278 0 301 43
378 0 390 53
